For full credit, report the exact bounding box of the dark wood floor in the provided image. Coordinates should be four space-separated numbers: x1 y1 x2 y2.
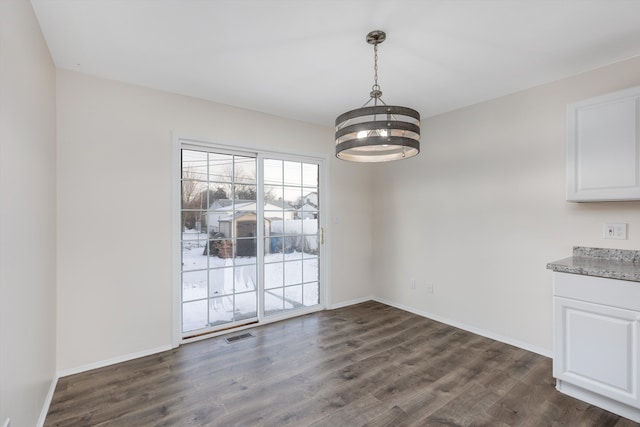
45 301 639 426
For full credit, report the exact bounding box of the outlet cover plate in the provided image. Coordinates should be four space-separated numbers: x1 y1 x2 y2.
604 223 627 240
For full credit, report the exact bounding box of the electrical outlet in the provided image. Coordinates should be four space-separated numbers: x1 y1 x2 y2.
427 283 434 294
410 279 416 290
604 223 627 240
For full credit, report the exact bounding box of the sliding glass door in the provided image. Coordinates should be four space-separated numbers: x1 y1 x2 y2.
179 143 323 338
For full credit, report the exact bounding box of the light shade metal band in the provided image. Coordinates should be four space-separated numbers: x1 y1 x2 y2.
335 105 420 127
335 121 420 140
336 136 420 153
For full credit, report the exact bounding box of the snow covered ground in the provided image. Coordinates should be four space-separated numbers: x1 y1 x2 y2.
181 230 319 332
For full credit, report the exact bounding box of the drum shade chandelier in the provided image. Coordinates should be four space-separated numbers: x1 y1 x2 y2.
335 30 420 162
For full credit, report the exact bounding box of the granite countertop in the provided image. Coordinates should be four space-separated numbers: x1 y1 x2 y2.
547 246 640 282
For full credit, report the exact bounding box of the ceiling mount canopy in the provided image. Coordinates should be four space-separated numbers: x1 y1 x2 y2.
335 30 420 163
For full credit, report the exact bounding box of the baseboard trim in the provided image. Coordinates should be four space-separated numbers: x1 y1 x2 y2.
327 296 373 310
37 375 58 427
57 345 173 379
372 296 552 358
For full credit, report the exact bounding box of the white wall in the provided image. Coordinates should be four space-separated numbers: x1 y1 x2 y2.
56 70 373 372
0 0 57 425
372 56 640 355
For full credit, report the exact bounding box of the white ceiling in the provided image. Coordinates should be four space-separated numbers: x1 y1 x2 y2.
31 0 640 127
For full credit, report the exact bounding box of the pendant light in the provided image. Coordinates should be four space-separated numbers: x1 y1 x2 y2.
335 30 420 162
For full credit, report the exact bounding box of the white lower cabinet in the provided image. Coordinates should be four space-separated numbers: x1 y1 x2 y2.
553 272 640 422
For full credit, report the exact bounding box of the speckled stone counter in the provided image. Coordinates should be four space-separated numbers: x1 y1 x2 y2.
547 246 640 282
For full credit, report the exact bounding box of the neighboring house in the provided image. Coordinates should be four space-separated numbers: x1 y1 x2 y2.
205 199 296 233
264 199 298 219
296 203 318 219
304 191 318 208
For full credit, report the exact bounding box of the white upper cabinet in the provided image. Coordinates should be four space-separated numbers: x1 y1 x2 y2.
566 85 640 202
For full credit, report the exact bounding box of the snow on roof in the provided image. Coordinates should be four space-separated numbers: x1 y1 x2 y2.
266 199 295 210
210 199 295 211
297 203 318 211
218 211 261 222
210 199 253 209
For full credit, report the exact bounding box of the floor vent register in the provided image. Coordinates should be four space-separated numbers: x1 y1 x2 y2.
225 332 254 344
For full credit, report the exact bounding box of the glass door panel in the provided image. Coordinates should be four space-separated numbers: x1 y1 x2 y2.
181 149 258 335
262 158 320 317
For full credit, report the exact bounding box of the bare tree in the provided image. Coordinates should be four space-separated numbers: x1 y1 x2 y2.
181 167 206 230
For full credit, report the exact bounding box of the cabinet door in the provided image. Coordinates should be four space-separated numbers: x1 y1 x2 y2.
566 85 640 202
554 296 640 407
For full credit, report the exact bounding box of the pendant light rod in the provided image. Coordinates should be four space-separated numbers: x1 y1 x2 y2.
368 30 385 100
